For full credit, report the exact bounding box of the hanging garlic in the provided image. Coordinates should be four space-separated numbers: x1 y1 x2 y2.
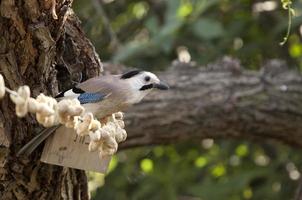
57 99 84 128
9 86 30 117
0 75 5 99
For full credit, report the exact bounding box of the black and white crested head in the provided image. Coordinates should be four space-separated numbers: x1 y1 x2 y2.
120 70 142 79
120 70 165 103
120 70 169 103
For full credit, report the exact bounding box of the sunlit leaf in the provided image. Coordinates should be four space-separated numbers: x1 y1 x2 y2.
289 43 302 58
243 187 253 199
235 144 249 157
132 2 149 19
211 164 226 177
177 1 193 18
195 156 208 168
140 158 154 173
107 155 118 173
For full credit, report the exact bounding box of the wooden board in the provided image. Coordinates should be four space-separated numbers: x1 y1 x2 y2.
40 126 111 173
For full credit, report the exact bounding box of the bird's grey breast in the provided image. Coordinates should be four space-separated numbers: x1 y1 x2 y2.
79 75 132 118
82 95 130 119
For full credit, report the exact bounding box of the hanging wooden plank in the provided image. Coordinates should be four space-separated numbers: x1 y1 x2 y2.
40 126 111 173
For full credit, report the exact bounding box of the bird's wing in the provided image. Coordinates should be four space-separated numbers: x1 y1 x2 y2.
77 75 122 93
55 75 124 104
55 86 110 104
77 92 110 104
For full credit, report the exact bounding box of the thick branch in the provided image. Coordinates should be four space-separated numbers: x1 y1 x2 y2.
120 58 302 149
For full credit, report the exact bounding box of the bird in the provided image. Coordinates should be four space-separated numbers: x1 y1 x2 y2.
17 70 169 156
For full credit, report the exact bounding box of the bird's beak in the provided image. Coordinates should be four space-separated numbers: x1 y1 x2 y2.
153 81 169 90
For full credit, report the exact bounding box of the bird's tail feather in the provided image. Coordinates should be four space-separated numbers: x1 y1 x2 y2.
17 125 60 156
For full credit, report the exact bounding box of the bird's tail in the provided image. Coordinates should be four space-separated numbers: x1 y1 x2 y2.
17 125 60 156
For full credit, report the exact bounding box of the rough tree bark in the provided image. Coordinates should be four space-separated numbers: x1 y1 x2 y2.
121 58 302 149
0 0 101 199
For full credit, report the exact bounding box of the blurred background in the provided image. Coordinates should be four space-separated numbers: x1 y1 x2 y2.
73 0 302 199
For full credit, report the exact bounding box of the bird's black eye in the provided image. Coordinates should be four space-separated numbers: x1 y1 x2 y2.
145 76 150 82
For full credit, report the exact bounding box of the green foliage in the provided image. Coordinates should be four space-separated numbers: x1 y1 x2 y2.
74 0 302 69
140 158 154 173
192 18 225 40
90 141 302 200
72 0 302 199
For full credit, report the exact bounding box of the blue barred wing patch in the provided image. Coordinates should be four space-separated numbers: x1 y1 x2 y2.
78 93 107 104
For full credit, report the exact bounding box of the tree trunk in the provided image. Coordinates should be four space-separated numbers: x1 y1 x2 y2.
121 58 302 149
0 0 101 199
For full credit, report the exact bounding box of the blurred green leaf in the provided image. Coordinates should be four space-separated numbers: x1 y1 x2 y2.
132 2 149 19
177 1 193 18
195 156 208 168
192 18 225 40
107 155 118 173
153 146 164 157
211 163 226 177
289 43 302 58
140 158 154 173
236 144 249 157
189 168 269 200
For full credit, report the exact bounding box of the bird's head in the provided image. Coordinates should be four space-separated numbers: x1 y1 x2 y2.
120 70 169 103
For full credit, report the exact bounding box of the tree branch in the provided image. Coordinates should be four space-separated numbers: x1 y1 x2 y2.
119 58 302 149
